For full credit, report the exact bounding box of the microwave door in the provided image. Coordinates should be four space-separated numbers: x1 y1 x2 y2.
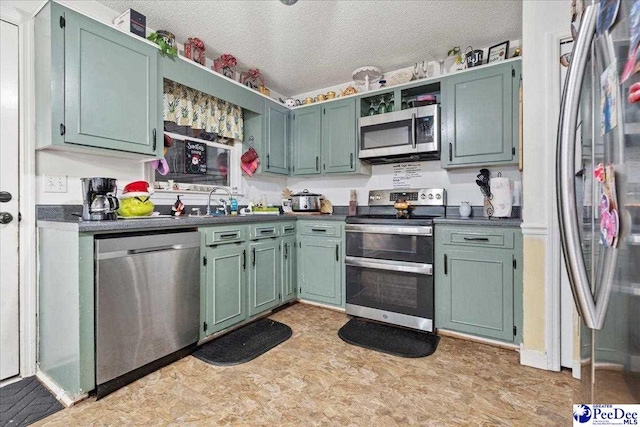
358 110 418 158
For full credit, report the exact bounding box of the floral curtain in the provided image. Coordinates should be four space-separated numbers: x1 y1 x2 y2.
163 80 243 141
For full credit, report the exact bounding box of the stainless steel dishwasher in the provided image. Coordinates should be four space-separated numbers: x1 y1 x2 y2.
95 231 200 398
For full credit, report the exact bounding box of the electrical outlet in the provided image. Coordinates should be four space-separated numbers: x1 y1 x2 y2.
43 175 68 193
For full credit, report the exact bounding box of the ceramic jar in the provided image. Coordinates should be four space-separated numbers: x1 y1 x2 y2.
459 201 472 218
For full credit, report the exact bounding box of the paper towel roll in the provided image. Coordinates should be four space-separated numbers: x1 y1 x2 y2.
490 178 512 217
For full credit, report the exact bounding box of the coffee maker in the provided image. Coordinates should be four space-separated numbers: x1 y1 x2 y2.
81 178 119 220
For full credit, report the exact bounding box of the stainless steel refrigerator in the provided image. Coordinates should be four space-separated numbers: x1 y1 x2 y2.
557 0 639 403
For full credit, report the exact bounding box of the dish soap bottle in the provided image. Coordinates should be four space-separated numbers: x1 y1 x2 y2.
171 195 185 216
230 197 238 215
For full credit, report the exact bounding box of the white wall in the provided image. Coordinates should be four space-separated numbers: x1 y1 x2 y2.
520 0 571 371
288 163 521 207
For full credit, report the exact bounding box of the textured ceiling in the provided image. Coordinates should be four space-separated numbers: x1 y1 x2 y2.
97 0 522 96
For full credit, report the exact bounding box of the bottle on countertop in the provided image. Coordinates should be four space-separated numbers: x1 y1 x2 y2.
171 195 185 216
349 189 358 216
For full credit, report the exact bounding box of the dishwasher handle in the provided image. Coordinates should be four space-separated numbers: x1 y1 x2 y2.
127 244 192 255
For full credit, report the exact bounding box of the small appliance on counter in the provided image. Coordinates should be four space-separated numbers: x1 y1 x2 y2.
81 177 119 221
291 189 323 212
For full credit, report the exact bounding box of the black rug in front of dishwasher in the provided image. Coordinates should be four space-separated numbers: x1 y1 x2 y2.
193 318 292 366
0 376 64 427
338 318 440 358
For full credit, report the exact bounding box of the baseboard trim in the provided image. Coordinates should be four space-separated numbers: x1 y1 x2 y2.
437 329 519 351
572 360 582 379
519 346 550 370
35 371 86 407
297 299 346 313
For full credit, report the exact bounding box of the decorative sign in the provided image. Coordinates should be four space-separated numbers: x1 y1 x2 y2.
185 140 207 174
392 163 424 189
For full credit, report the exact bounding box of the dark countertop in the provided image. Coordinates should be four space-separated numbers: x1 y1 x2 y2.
433 217 523 227
38 213 347 233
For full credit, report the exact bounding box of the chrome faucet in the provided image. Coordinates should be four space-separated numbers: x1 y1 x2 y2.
207 187 233 216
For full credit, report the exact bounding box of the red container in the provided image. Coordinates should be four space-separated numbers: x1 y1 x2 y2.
184 38 205 65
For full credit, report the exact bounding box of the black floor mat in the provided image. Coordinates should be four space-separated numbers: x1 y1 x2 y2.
338 318 440 358
193 318 292 366
0 376 64 427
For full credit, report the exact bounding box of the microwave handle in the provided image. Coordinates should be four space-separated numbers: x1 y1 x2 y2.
411 112 416 148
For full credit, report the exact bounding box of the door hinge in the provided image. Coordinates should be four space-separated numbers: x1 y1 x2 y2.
293 114 295 120
60 123 66 136
513 325 517 336
512 68 515 77
323 108 326 114
299 287 301 293
278 292 281 300
203 322 208 332
59 16 65 28
299 242 301 248
513 258 517 269
203 256 207 266
292 165 295 172
512 147 516 156
444 254 448 275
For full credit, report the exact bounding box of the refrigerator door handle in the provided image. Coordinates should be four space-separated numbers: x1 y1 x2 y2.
556 4 615 330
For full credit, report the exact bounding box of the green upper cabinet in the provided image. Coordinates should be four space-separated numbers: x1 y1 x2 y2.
441 61 520 168
321 98 357 173
204 243 247 334
248 239 281 316
264 102 290 175
292 105 322 175
297 235 342 306
35 3 160 156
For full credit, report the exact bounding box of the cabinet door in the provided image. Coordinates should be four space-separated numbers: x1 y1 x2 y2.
436 249 514 341
441 62 517 167
205 244 247 334
64 8 158 155
248 239 281 316
281 236 297 302
265 102 289 175
298 236 341 306
321 98 356 173
292 105 322 175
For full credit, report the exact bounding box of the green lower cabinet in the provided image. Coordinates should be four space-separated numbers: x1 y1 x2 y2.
435 225 522 344
297 236 342 306
436 249 514 341
205 244 247 334
248 239 281 316
281 236 297 302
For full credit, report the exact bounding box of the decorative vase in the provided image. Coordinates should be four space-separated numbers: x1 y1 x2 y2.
459 201 472 218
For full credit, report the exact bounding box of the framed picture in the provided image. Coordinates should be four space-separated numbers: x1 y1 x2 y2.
488 41 510 63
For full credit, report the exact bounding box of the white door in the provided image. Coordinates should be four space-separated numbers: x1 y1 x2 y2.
0 19 20 381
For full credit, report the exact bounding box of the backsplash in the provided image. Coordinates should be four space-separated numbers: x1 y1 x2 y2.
287 162 522 207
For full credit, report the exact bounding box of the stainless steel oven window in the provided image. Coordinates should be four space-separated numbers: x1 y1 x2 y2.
346 264 434 319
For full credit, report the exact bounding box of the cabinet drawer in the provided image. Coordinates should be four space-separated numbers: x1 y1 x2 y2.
203 225 247 245
298 222 342 237
442 228 515 249
249 224 281 240
280 222 296 236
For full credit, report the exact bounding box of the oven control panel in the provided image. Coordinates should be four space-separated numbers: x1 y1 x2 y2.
367 188 446 206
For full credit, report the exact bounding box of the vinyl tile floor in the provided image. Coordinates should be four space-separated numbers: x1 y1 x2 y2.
36 303 579 426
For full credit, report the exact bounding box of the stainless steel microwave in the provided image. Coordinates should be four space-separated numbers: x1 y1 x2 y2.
358 105 440 164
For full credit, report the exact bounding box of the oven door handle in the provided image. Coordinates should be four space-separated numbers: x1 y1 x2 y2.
345 256 432 275
345 224 432 236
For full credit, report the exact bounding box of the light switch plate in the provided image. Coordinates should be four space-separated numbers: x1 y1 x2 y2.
43 175 68 193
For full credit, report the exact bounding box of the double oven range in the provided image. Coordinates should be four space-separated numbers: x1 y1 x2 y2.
345 188 445 332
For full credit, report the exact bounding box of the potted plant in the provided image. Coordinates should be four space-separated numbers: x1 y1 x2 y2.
444 46 465 73
148 31 178 59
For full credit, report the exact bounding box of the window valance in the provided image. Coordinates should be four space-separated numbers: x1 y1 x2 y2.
163 80 243 141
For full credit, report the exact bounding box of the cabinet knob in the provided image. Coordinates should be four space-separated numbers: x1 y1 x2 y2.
0 212 13 224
